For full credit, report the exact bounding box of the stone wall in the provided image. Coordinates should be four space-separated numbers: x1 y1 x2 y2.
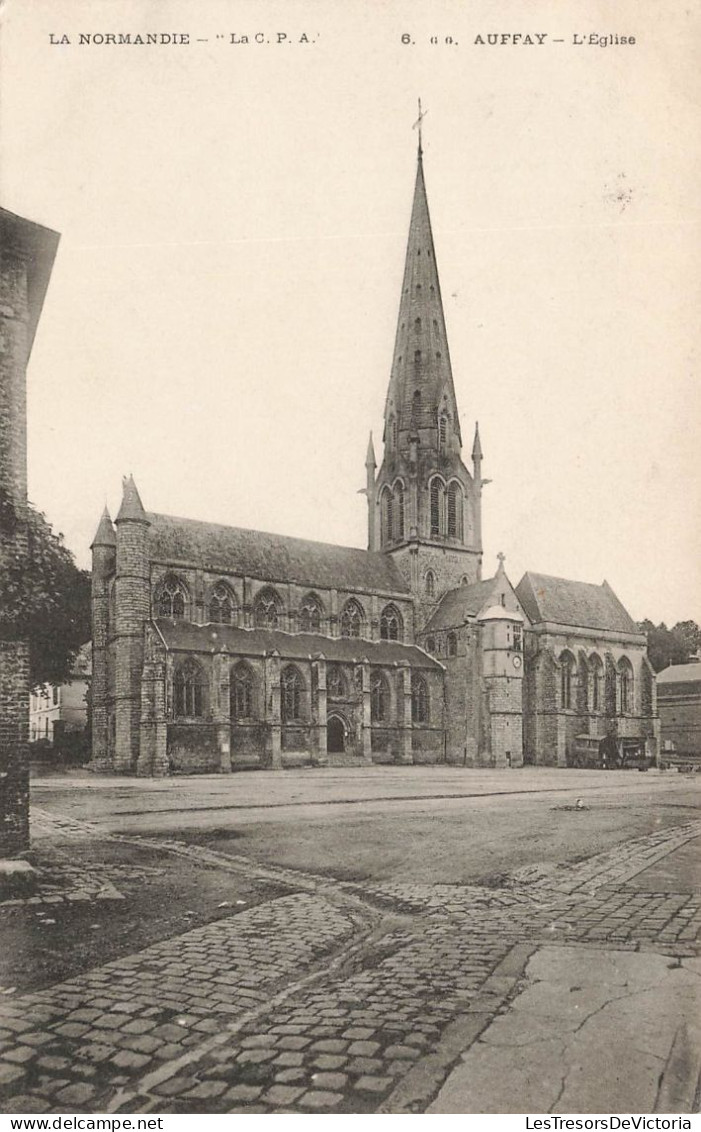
0 212 58 856
0 642 30 854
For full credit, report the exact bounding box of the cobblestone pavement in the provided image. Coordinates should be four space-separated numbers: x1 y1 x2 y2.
1 818 700 1114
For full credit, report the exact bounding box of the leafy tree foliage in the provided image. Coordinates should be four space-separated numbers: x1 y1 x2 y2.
0 504 91 688
639 619 701 672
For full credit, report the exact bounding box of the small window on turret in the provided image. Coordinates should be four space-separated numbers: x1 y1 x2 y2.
415 317 421 331
425 570 436 598
513 625 523 652
414 349 421 362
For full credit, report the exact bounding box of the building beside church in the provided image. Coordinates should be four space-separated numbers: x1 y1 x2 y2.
90 142 658 776
657 662 701 757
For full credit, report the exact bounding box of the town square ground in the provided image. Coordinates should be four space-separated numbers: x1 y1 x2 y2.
0 766 699 1114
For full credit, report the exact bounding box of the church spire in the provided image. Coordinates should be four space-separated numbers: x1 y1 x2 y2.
384 144 461 448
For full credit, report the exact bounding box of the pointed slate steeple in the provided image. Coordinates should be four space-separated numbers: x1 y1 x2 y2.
384 146 461 446
90 506 116 548
369 127 484 598
115 475 149 524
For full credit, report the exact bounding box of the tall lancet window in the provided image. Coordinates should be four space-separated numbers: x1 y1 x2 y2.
430 478 445 538
395 482 405 541
439 414 448 451
430 481 440 537
382 488 394 546
447 482 463 539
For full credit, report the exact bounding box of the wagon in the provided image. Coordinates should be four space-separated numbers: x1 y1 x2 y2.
569 734 653 770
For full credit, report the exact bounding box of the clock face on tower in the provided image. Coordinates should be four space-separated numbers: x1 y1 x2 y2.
513 655 522 669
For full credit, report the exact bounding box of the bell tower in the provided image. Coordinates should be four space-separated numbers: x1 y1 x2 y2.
368 131 484 617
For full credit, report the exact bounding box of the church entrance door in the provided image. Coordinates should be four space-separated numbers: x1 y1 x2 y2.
327 715 345 754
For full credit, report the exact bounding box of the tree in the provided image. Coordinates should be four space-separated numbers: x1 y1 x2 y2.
0 504 91 688
639 618 701 672
671 620 701 659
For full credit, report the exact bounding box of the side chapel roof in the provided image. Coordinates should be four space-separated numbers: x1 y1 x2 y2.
154 620 441 670
515 572 640 635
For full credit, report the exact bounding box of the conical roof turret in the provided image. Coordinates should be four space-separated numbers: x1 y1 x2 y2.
115 475 149 524
90 506 116 548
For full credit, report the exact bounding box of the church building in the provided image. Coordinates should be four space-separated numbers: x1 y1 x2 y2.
90 140 658 776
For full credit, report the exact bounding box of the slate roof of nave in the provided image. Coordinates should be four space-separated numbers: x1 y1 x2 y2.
153 620 442 670
515 572 640 635
147 513 411 596
422 578 501 632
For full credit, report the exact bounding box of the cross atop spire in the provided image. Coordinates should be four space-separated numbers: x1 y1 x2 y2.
413 98 427 158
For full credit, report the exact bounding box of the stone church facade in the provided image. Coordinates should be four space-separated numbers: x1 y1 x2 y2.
91 144 658 776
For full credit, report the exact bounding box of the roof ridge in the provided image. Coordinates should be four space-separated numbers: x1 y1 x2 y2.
147 511 387 558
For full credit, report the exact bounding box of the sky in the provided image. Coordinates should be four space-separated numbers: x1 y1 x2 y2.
2 0 699 625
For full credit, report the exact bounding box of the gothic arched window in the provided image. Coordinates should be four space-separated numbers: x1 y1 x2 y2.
426 636 436 654
208 582 236 625
230 662 254 719
281 665 304 722
300 594 323 633
560 651 576 710
371 671 389 722
340 599 364 639
326 665 345 699
430 478 445 538
447 482 463 539
590 655 603 712
380 604 402 642
158 576 188 620
447 631 458 657
425 570 436 598
174 658 206 717
382 487 394 546
411 673 429 724
618 658 633 714
394 481 405 541
254 587 282 629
